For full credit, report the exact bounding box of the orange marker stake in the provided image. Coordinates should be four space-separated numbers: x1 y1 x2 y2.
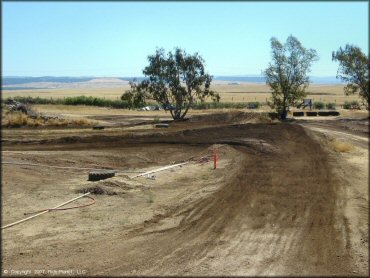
213 147 218 169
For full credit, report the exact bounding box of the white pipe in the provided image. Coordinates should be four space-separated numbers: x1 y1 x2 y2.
1 192 91 230
130 162 188 179
1 161 144 173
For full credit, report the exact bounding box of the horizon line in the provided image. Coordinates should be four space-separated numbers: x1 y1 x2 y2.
3 75 341 78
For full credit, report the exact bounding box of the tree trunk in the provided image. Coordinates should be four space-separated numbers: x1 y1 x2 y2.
180 101 192 120
280 107 288 120
280 94 288 120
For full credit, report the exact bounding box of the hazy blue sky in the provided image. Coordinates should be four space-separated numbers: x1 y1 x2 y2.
3 1 368 77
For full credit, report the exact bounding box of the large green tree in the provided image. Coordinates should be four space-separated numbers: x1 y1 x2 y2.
122 48 219 120
264 35 318 119
332 44 369 110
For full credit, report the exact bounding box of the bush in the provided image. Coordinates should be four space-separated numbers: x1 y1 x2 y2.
2 96 132 109
191 102 246 110
246 102 260 109
1 97 263 111
313 101 324 110
153 116 160 123
6 96 64 105
326 103 336 110
343 100 360 109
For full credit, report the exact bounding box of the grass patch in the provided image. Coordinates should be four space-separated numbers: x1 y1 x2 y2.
329 139 354 153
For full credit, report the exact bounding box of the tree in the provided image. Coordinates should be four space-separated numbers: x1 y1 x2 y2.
121 81 147 109
332 44 369 110
123 48 220 120
264 35 319 120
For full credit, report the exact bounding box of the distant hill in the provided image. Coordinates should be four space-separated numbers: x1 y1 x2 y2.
2 76 147 86
213 76 266 83
213 76 343 84
2 75 343 89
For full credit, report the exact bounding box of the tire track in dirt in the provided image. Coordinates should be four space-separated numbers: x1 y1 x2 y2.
3 124 354 275
85 124 352 275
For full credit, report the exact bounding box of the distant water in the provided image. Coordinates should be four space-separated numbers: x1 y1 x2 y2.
2 76 93 85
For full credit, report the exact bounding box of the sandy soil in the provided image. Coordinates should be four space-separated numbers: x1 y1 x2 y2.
1 111 368 276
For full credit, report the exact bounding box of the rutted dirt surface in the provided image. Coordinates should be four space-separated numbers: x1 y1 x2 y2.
1 112 368 276
298 117 369 276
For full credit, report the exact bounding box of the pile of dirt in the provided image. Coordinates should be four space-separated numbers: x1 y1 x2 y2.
76 178 143 195
189 111 271 125
76 185 117 195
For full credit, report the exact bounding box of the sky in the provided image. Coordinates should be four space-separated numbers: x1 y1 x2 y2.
2 1 369 77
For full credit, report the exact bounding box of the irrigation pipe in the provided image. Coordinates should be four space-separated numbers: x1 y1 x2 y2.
24 195 95 215
1 192 93 230
1 161 144 173
130 162 189 179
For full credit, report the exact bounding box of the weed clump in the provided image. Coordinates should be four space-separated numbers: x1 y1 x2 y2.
328 138 354 153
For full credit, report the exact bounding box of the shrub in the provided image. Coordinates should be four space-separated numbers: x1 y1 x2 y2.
246 102 260 109
343 100 360 109
326 103 336 110
191 102 247 110
153 116 160 123
343 102 351 109
2 96 132 109
313 101 324 110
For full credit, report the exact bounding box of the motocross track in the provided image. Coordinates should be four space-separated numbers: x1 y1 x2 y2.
1 111 367 276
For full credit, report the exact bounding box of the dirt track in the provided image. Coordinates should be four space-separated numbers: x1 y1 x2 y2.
1 112 368 276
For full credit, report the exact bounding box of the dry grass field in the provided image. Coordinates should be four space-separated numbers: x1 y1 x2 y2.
2 82 361 105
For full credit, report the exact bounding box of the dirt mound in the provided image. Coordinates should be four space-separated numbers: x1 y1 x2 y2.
189 111 271 125
76 178 142 195
76 185 117 195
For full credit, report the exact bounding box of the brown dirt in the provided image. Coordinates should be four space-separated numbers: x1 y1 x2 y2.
1 111 367 276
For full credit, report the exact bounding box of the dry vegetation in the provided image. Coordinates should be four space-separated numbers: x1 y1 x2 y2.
328 138 355 153
2 83 362 106
2 111 96 128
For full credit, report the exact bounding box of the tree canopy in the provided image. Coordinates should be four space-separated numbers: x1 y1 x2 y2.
332 44 369 110
264 35 319 119
122 48 219 120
